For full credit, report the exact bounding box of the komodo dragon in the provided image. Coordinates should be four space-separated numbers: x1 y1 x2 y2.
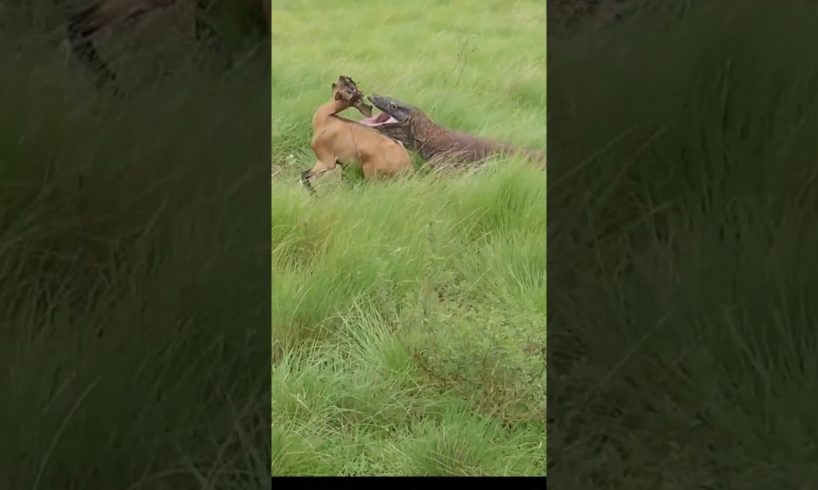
360 94 546 169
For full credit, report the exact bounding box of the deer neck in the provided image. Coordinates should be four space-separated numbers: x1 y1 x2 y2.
312 99 349 128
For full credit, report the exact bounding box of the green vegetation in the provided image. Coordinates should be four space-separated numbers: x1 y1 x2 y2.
271 0 546 476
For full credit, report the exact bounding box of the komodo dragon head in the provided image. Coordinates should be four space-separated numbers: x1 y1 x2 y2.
359 94 426 151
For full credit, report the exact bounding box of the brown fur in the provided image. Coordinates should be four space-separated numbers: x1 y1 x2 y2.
301 77 412 194
370 99 546 169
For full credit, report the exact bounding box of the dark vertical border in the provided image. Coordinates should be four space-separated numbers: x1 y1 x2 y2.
548 0 818 487
1 2 271 488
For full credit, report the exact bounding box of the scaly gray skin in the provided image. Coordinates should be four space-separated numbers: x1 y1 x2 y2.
365 95 546 168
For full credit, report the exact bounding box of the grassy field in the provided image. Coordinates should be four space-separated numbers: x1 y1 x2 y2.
271 0 546 476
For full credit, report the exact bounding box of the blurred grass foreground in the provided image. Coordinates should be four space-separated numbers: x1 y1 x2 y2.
549 0 818 487
1 3 270 488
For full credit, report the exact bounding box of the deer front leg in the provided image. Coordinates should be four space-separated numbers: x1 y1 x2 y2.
301 140 340 196
301 159 339 195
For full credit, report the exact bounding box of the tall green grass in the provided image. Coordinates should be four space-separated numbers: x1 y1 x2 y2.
272 0 546 476
549 1 818 487
272 165 546 475
1 11 269 489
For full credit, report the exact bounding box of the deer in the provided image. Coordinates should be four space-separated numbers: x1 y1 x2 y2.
301 76 412 194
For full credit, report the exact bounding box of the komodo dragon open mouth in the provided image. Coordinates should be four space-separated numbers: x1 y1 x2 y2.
359 111 399 126
357 94 405 127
